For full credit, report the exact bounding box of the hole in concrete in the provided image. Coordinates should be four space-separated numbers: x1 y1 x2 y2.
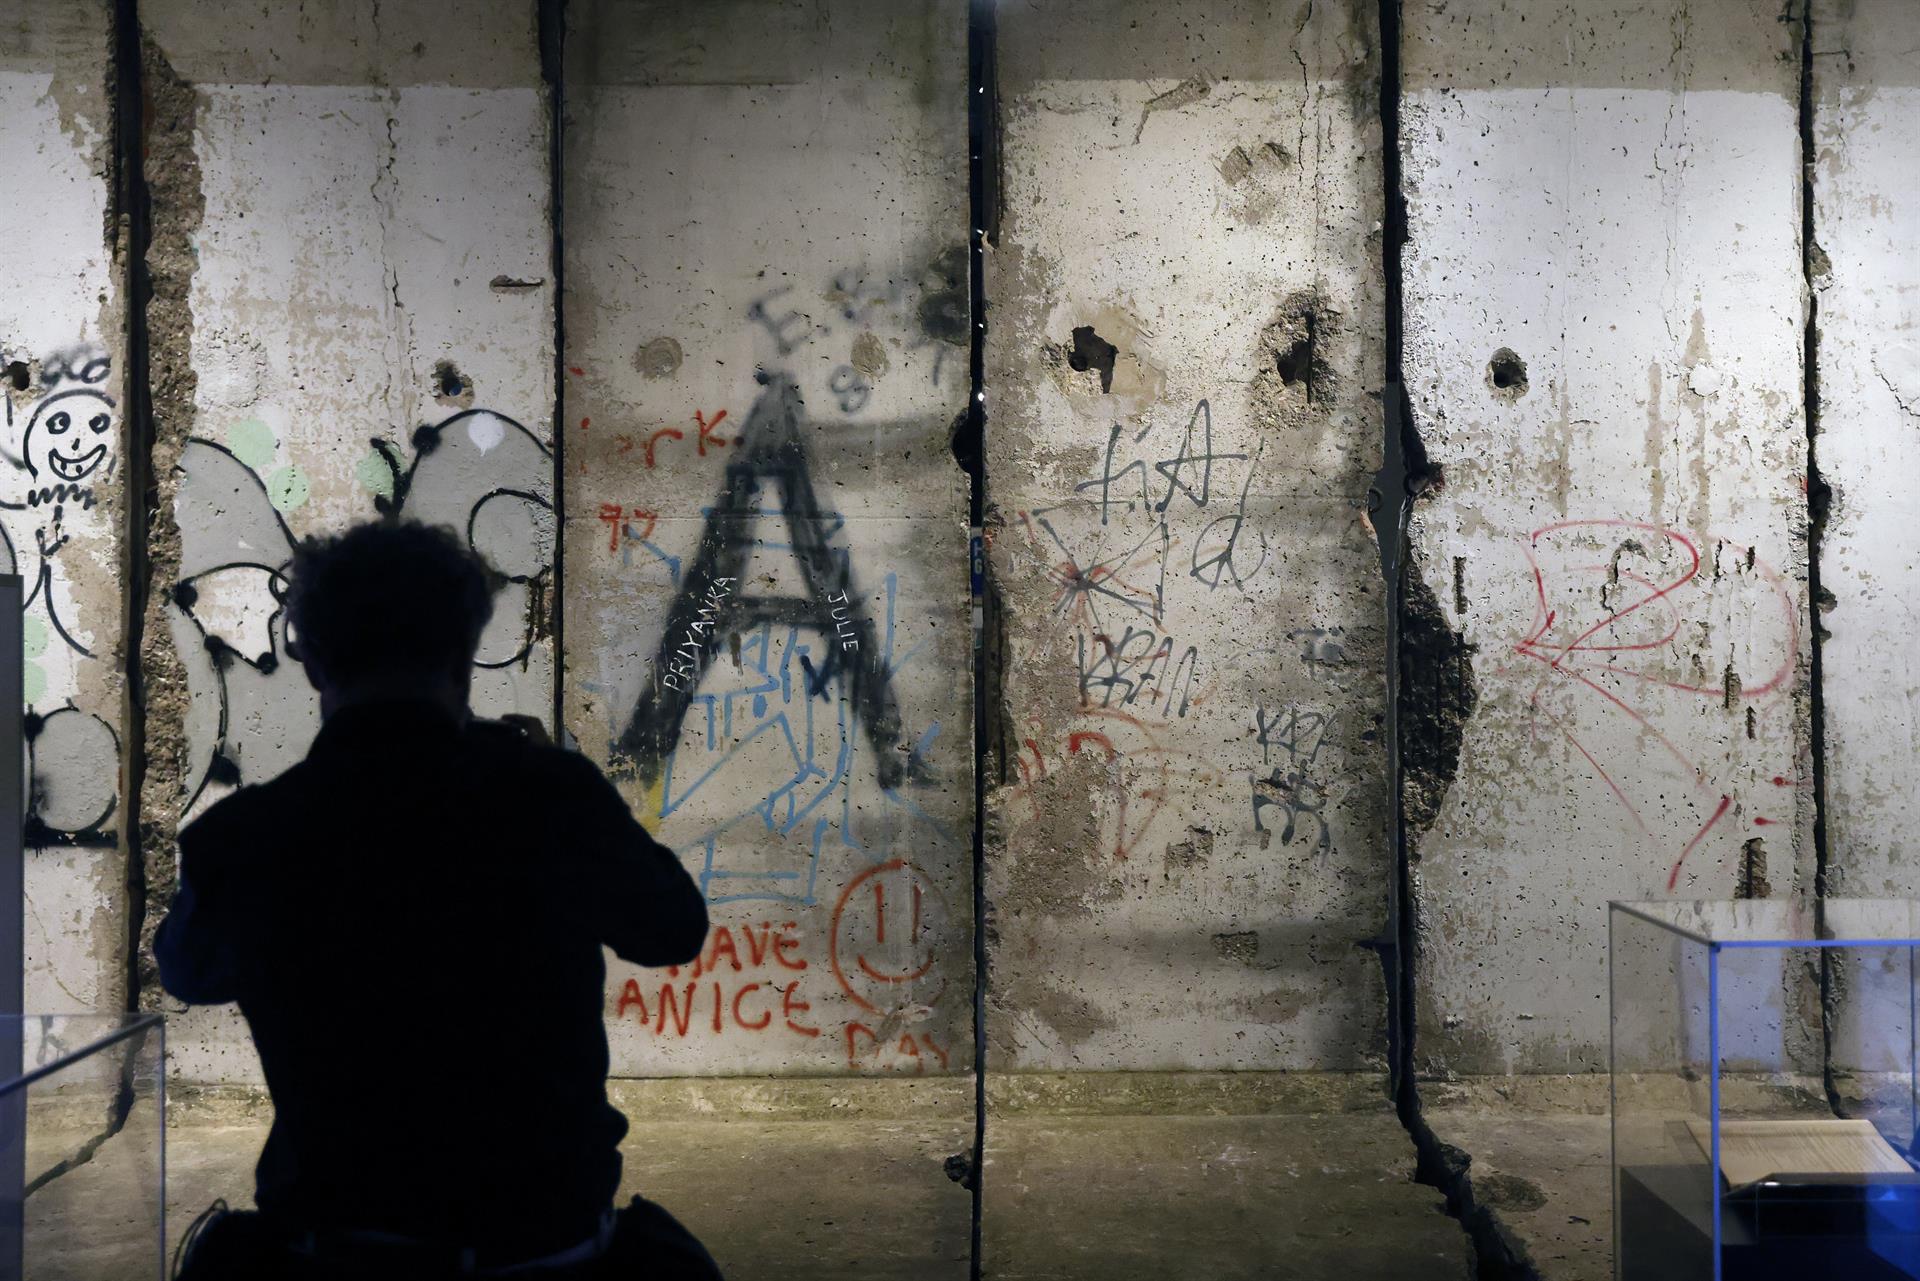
1066 326 1119 393
5 361 28 393
1488 348 1528 396
434 360 466 399
1252 292 1335 422
1276 332 1314 394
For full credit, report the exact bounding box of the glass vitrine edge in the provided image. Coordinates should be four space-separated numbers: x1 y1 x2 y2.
1608 900 1719 947
0 1011 166 1101
1708 945 1723 1281
1611 900 1920 948
1608 907 1622 1281
156 1019 168 1281
1717 936 1920 949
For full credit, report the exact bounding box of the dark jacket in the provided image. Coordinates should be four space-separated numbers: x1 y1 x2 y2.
155 700 707 1258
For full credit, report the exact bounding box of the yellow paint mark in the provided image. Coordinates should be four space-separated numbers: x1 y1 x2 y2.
637 774 666 834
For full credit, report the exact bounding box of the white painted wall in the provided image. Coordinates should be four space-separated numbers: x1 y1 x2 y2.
0 0 127 1017
143 0 552 1080
1402 0 1813 1074
984 0 1389 1071
561 0 974 1075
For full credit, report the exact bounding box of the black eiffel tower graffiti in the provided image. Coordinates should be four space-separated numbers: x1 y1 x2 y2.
615 372 916 791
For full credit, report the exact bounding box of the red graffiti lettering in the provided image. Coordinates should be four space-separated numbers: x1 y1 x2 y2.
1512 521 1798 891
599 506 660 555
656 982 696 1037
644 427 684 468
707 926 743 973
695 409 730 455
781 982 819 1037
1002 710 1175 862
921 1033 949 1069
599 503 624 552
731 983 771 1031
773 922 807 971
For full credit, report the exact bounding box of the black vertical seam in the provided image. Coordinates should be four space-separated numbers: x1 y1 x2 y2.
114 0 152 1016
540 0 568 742
1797 0 1840 1114
1376 0 1415 1121
965 0 997 1276
1372 5 1527 1276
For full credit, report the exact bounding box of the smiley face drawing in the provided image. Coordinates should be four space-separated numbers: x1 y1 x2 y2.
25 389 115 484
830 858 947 1015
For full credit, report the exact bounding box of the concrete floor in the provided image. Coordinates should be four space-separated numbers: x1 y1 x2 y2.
24 1072 1473 1279
40 1070 1878 1280
1420 1074 1838 1281
1421 1082 1612 1280
985 1074 1471 1281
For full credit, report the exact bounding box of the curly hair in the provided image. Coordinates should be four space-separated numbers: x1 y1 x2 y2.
285 520 495 684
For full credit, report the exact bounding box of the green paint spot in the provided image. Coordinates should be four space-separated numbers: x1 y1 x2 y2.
227 418 277 469
355 449 395 501
21 616 47 660
266 465 311 512
23 662 44 706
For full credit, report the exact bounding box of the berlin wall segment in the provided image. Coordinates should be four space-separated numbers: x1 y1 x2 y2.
137 0 555 1076
561 0 974 1077
983 0 1391 1073
1 0 133 1017
1401 0 1815 1076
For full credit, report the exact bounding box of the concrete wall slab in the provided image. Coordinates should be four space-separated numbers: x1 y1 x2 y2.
984 0 1389 1072
1401 0 1813 1075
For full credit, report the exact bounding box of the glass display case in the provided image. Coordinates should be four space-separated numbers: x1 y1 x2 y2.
1611 900 1920 1281
0 1013 166 1280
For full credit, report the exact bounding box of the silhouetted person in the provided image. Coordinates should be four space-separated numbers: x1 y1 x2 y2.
157 520 719 1280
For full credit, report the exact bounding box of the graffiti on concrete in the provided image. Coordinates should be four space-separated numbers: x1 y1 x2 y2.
1002 709 1173 863
1076 625 1201 720
584 254 960 1070
169 408 553 815
747 246 968 389
1 344 120 847
1249 705 1332 856
1509 520 1797 890
602 374 947 910
608 893 953 1072
617 373 917 792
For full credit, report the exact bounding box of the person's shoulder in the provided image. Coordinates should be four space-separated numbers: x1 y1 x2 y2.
176 775 292 868
461 718 622 789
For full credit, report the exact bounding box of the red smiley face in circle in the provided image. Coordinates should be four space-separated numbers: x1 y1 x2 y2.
829 858 946 1015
